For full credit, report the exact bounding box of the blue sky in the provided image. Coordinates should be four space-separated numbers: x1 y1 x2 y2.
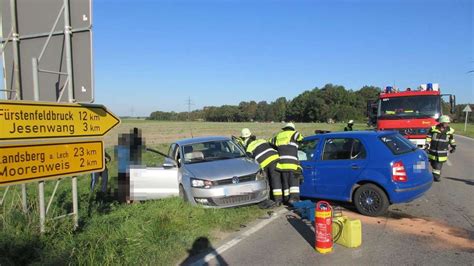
3 0 473 116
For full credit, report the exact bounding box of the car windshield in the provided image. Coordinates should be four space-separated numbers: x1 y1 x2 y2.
182 140 246 164
379 134 416 155
378 95 440 119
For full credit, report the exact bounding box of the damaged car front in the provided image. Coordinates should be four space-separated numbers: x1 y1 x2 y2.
177 136 269 207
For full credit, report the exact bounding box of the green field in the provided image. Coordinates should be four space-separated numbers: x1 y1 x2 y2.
450 123 474 138
104 120 355 147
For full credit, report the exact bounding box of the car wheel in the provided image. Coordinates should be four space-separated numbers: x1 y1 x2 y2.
353 184 389 217
179 184 188 202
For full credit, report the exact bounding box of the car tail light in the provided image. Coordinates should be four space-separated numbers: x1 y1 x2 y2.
392 161 407 182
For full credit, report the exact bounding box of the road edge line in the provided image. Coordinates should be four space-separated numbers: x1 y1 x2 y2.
455 134 474 142
190 208 288 265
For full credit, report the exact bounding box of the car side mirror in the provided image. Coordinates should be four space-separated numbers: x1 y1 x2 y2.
163 158 177 168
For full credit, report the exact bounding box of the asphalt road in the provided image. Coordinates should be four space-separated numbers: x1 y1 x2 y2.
202 135 474 265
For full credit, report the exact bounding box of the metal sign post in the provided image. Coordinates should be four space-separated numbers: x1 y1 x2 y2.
9 0 21 99
463 105 472 132
1 140 105 232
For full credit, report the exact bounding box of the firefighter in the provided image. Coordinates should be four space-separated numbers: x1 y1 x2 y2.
246 135 283 206
344 120 354 131
270 122 304 205
234 128 251 149
424 115 456 182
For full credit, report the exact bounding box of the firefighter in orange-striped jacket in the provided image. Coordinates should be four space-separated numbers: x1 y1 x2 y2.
270 123 304 205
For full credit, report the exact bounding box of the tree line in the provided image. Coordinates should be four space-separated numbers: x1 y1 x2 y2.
148 84 472 123
148 84 381 123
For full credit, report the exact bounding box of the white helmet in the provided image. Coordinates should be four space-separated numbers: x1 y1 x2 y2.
348 120 354 124
283 122 295 130
241 128 251 138
439 115 450 123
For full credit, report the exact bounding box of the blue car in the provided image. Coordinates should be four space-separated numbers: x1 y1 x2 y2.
298 131 433 216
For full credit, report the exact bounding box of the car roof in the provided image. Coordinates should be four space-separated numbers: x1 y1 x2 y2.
175 136 231 146
306 130 397 139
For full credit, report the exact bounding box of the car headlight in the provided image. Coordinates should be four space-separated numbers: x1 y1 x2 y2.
191 178 213 188
255 170 266 181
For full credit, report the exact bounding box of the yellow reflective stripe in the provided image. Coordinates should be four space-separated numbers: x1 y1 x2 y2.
260 154 279 169
428 154 448 162
386 111 395 114
272 189 283 195
246 139 266 153
432 169 441 174
289 187 300 193
277 163 299 171
283 189 289 196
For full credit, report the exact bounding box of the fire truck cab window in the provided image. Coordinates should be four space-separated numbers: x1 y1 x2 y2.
378 95 440 118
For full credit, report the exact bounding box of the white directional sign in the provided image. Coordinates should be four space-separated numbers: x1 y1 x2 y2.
463 105 472 113
463 105 472 132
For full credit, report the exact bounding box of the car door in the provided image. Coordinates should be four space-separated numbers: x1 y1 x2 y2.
314 137 368 200
129 147 179 201
298 137 320 197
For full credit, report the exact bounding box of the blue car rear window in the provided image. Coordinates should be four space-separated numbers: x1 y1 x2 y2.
379 134 415 155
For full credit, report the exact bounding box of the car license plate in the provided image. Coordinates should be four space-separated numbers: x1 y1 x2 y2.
225 185 254 196
414 161 426 171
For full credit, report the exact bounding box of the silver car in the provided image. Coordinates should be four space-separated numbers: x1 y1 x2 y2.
129 136 269 208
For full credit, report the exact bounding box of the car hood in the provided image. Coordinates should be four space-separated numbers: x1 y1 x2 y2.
184 157 260 180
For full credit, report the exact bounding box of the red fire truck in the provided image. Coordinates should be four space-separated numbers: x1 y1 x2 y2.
371 83 455 147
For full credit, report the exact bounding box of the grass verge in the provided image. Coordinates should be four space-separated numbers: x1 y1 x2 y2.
450 123 474 138
0 144 267 265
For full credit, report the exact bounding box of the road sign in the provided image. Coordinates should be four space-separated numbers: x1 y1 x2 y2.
1 0 93 102
463 105 472 132
0 100 120 140
463 105 472 113
0 140 103 186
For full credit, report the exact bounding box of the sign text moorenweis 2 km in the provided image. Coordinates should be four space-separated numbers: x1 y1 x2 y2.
0 100 120 140
0 141 104 186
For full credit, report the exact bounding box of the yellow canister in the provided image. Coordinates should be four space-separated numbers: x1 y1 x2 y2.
332 216 362 248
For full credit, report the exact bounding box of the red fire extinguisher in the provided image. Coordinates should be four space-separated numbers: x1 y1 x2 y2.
315 201 333 254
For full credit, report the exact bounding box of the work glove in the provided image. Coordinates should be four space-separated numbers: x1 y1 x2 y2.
423 144 430 150
450 146 456 154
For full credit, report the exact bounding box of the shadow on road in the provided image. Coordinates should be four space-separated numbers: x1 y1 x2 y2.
445 177 474 186
180 237 228 266
287 215 315 249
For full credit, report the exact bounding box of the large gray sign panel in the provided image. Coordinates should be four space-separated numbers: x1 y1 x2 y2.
1 0 93 102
